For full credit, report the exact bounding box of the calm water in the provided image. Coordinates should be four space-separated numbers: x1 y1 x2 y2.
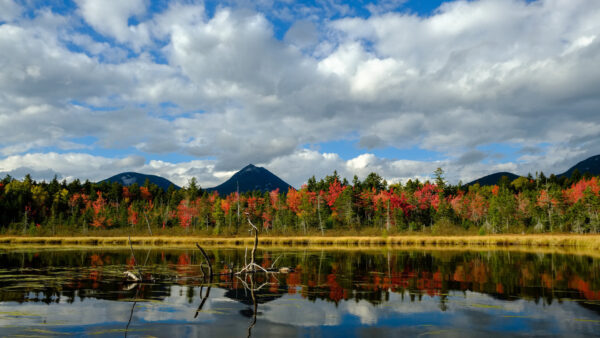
0 248 599 337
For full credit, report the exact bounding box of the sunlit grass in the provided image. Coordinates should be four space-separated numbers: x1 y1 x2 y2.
2 234 600 258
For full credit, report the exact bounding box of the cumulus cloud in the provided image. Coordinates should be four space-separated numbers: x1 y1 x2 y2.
284 20 319 49
0 0 21 22
75 0 150 49
0 0 599 185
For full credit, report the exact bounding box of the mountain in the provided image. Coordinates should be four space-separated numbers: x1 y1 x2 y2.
206 164 293 195
100 172 180 190
559 154 600 177
466 172 520 186
466 154 600 186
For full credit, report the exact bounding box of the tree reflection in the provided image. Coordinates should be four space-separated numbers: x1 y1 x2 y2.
1 249 600 316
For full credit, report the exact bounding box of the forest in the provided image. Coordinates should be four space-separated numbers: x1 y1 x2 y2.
0 169 598 236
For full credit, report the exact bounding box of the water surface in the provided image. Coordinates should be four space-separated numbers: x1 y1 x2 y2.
0 248 599 337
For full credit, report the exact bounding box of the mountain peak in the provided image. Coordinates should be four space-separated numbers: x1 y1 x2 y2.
207 164 292 195
241 164 258 171
100 172 180 190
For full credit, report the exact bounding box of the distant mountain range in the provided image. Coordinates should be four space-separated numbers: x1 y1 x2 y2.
100 172 180 191
205 164 293 195
100 155 600 192
100 164 292 194
467 154 600 186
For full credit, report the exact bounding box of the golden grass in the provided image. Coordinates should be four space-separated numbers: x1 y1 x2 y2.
2 235 600 258
1 234 600 249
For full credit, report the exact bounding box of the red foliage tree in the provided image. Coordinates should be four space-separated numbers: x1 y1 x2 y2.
127 205 138 226
122 187 131 202
390 190 414 216
262 211 272 229
269 188 280 210
91 191 110 228
177 200 195 229
467 192 488 224
413 183 441 210
221 199 231 215
325 179 345 214
563 177 599 205
140 186 152 201
537 189 558 208
286 188 302 216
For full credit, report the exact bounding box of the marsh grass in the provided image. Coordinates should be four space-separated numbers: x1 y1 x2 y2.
2 234 600 253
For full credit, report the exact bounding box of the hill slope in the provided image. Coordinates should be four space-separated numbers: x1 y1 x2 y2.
100 172 180 190
206 164 292 195
559 154 600 177
466 172 520 186
466 154 600 186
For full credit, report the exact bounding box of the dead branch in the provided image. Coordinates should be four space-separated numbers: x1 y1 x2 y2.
128 235 142 281
196 243 213 278
235 215 292 276
249 215 258 266
143 211 153 236
236 214 268 274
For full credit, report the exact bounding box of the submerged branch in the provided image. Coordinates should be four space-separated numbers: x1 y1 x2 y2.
196 243 213 278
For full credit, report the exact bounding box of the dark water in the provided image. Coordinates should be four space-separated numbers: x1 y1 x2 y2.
0 248 599 337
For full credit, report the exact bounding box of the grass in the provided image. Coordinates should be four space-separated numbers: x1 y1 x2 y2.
2 234 600 251
0 235 600 259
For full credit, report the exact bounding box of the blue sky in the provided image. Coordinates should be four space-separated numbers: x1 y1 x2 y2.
0 0 599 187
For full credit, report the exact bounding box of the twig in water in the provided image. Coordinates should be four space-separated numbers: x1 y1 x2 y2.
270 254 282 270
128 236 142 281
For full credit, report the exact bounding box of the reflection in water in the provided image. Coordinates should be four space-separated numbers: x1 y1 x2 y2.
0 248 599 336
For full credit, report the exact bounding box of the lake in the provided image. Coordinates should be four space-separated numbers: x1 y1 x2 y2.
0 247 599 337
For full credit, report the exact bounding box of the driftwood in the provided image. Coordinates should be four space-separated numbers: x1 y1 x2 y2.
236 216 268 274
123 271 140 282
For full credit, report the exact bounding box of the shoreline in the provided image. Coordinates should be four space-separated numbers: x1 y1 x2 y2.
1 234 600 249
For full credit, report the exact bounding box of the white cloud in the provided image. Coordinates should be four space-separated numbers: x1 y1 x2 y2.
284 20 318 50
0 0 599 185
75 0 150 49
0 0 21 22
263 294 342 326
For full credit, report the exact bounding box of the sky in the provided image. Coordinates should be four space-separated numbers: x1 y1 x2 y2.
0 0 599 188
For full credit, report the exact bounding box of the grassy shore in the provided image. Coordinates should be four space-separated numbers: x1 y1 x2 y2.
2 234 600 250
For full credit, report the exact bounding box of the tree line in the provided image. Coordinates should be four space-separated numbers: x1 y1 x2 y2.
0 168 598 235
